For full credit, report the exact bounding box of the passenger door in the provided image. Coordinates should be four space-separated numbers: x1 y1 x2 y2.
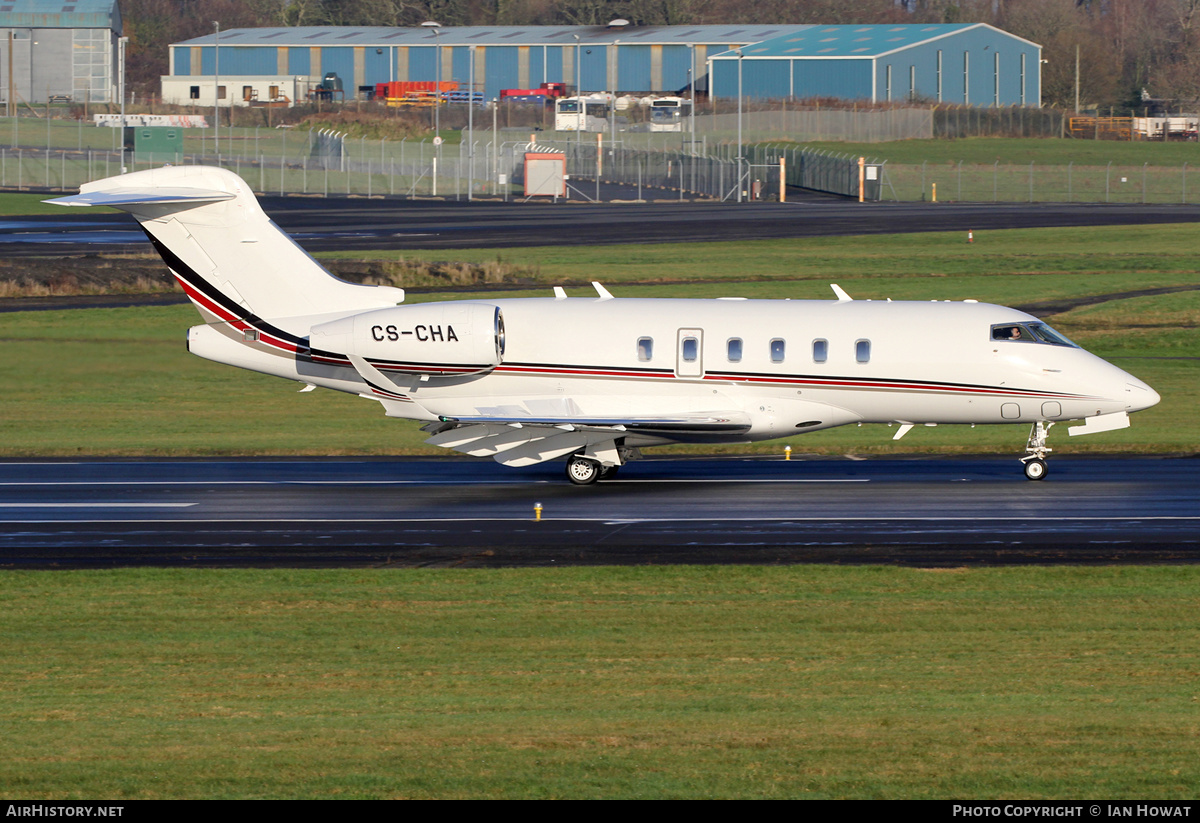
676 328 704 378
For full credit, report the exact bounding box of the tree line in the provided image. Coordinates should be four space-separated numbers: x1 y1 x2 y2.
121 0 1200 112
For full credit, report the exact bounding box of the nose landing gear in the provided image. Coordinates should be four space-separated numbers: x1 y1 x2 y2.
1020 421 1053 481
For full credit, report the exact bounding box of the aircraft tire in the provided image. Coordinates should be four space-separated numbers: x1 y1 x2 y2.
566 455 601 485
598 465 620 481
1023 458 1048 481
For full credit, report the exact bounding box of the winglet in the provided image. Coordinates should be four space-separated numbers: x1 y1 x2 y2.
592 281 614 300
831 284 852 302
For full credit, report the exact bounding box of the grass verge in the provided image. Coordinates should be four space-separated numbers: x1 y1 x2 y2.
2 566 1197 799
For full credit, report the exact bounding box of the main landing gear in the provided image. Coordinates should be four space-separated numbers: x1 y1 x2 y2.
564 454 622 485
1020 421 1053 481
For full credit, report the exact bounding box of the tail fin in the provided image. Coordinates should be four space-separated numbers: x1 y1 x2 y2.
48 166 405 324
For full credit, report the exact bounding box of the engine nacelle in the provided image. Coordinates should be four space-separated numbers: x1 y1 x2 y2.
309 302 504 376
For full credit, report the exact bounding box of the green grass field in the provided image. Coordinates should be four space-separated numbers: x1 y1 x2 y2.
796 137 1200 167
3 566 1198 799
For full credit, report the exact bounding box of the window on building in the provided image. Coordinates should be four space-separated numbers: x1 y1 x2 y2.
189 86 200 99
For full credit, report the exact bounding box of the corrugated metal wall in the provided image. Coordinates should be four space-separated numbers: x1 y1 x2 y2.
364 45 389 86
661 45 695 92
485 46 519 97
618 44 651 92
200 45 278 76
319 46 355 88
287 46 310 76
876 29 1039 106
580 45 607 92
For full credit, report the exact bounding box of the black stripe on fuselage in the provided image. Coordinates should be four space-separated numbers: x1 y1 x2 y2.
142 226 309 351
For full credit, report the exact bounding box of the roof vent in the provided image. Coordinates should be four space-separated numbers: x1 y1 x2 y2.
607 18 630 29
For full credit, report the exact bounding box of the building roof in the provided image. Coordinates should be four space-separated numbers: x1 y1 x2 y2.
0 0 121 30
709 23 1039 60
176 24 815 49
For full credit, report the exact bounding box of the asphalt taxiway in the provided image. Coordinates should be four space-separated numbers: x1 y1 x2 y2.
5 196 1200 256
2 456 1197 567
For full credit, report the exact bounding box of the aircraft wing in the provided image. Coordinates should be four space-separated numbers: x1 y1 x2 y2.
423 412 751 467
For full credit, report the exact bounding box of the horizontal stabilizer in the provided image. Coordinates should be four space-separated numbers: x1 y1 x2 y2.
45 188 236 208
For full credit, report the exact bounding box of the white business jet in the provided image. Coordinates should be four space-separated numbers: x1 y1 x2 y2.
49 167 1159 484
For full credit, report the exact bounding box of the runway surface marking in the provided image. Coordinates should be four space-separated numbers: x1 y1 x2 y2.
0 503 198 508
0 479 872 486
3 515 1196 524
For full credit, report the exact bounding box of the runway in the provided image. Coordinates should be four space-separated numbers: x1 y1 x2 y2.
5 196 1200 256
2 456 1197 567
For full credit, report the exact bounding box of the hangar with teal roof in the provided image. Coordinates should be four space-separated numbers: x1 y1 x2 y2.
709 23 1041 106
165 22 1039 107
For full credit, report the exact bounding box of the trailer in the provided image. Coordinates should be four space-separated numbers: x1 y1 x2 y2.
500 82 567 104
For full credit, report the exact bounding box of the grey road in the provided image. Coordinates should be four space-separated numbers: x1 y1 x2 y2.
2 456 1197 566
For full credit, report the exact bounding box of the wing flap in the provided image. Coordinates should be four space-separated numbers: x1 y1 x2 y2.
424 411 753 466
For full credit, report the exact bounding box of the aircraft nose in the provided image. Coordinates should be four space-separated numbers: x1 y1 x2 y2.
1124 378 1160 413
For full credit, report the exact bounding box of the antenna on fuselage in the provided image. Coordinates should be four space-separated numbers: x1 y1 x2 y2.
592 282 614 300
830 284 852 302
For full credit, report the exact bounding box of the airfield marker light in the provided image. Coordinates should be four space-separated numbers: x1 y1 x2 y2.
784 445 792 461
968 230 974 243
534 502 543 521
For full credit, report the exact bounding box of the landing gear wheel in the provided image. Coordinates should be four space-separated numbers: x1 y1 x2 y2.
598 465 620 481
565 455 601 485
1023 458 1048 481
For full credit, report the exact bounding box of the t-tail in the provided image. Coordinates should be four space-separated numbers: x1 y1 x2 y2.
46 166 406 327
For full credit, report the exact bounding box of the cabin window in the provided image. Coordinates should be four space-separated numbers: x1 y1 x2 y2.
812 338 828 363
727 338 742 362
681 337 698 362
770 338 785 363
637 337 653 362
856 339 871 363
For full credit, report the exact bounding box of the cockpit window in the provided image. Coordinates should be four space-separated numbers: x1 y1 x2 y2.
991 322 1077 347
1026 322 1077 347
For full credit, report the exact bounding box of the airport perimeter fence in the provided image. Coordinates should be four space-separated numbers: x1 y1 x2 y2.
884 160 1200 204
0 128 842 202
6 114 1200 204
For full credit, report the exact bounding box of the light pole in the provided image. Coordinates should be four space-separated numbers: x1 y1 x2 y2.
572 34 581 150
421 21 441 155
689 43 696 154
610 39 618 157
468 44 474 200
736 48 743 203
118 35 128 172
213 22 220 158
